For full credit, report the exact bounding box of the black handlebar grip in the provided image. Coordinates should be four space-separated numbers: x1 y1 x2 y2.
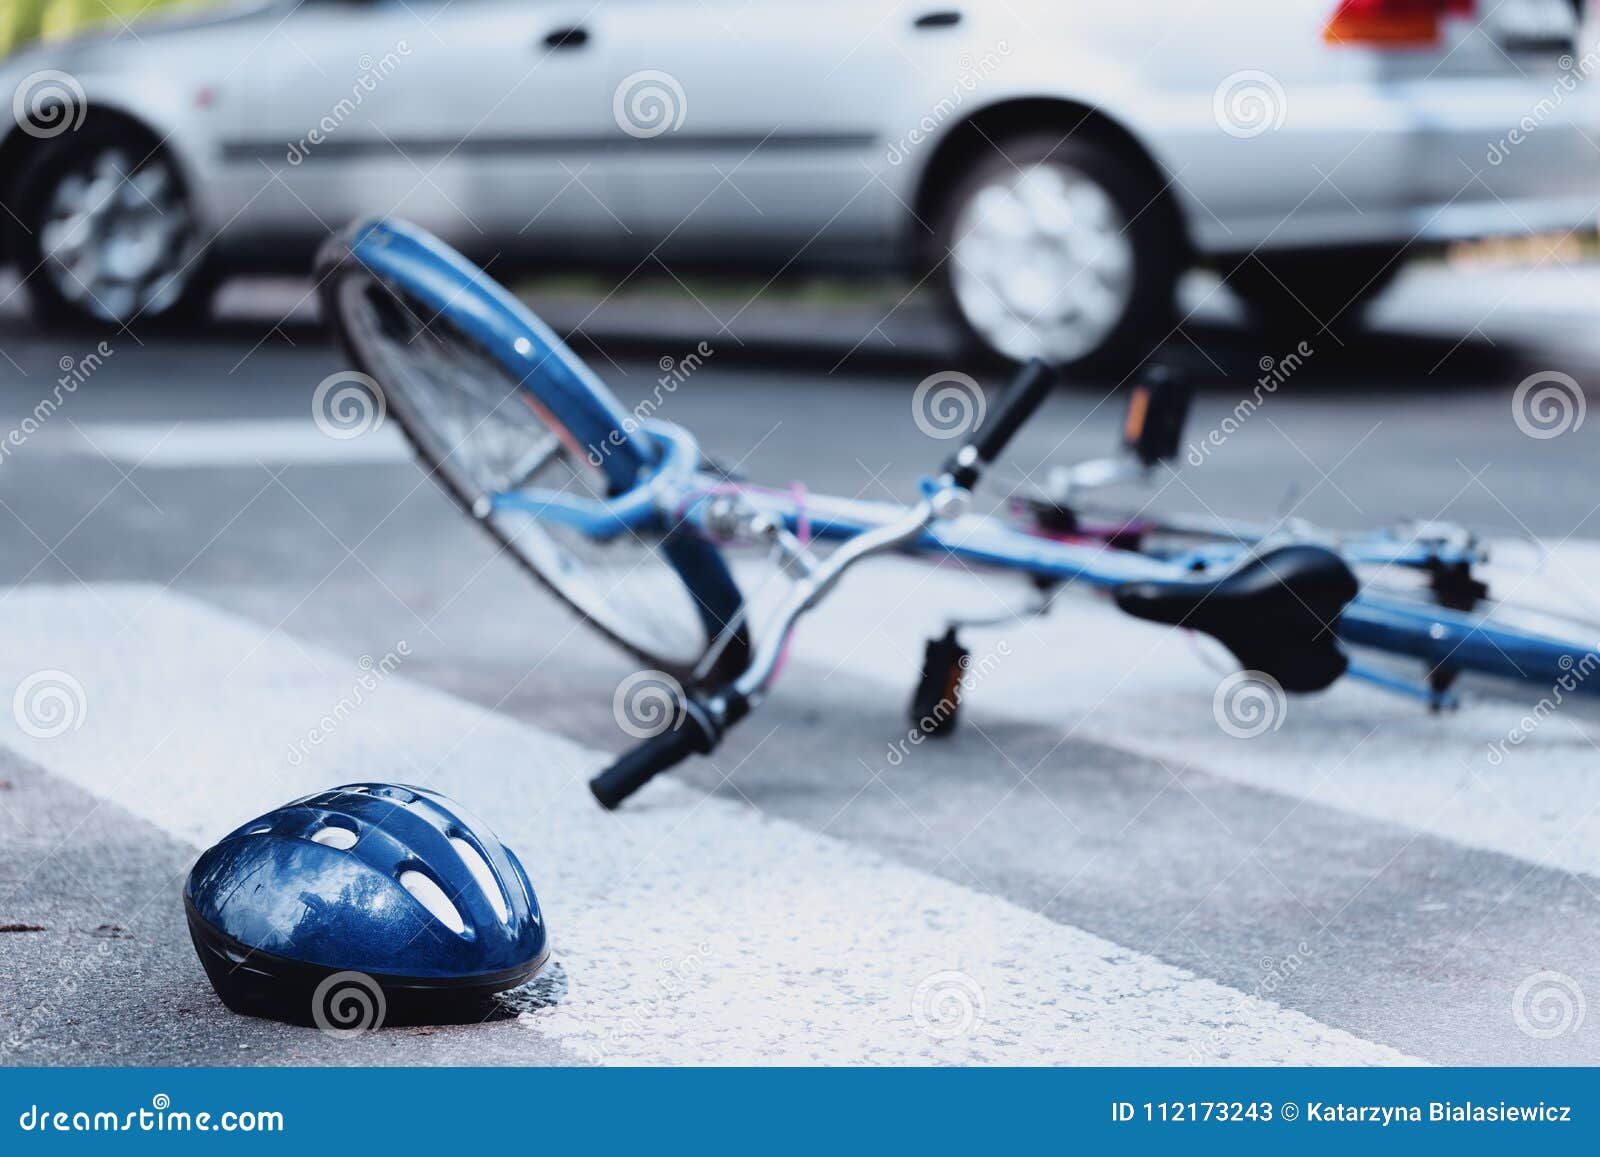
587 689 751 810
945 359 1057 487
588 722 705 810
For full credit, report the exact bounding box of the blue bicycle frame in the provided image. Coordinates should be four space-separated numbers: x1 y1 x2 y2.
326 217 1598 808
489 415 1593 705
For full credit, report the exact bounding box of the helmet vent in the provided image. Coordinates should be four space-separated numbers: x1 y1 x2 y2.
399 869 466 934
450 836 509 923
310 826 359 851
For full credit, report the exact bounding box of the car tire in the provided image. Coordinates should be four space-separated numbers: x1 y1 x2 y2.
7 122 215 329
932 132 1180 372
1227 247 1405 335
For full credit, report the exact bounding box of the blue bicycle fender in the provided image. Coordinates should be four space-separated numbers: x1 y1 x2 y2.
334 217 652 496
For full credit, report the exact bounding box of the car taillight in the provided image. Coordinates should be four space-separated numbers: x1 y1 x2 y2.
1324 0 1475 48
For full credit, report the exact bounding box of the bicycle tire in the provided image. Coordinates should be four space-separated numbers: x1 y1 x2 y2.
316 219 747 685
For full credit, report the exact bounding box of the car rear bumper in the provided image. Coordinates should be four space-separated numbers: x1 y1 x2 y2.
1151 76 1600 255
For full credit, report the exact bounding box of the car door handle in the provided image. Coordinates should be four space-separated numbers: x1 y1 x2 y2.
913 10 962 29
543 25 589 50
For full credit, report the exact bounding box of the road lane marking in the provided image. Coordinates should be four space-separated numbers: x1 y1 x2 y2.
766 545 1600 879
0 584 1410 1065
59 420 411 467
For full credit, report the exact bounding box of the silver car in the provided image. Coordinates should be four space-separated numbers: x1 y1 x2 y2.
2 0 1596 365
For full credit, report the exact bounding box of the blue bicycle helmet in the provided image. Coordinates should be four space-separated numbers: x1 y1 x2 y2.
184 783 548 1026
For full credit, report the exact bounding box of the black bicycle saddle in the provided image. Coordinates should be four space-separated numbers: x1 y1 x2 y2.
1113 544 1359 692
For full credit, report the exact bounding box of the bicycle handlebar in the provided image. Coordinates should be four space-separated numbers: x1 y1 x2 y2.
592 361 1056 810
588 690 748 810
946 359 1057 488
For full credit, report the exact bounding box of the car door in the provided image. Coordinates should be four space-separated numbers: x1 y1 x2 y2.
593 0 942 266
216 0 622 259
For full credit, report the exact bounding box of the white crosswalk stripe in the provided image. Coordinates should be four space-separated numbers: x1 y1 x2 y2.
0 584 1413 1065
53 420 411 467
772 550 1600 879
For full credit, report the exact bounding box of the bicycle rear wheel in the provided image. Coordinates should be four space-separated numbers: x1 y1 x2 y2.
317 220 745 683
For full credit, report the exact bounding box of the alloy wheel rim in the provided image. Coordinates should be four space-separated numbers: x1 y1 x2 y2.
949 161 1135 362
38 147 198 322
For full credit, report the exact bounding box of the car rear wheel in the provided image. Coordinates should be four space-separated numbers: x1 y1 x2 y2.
1227 247 1406 334
933 133 1179 371
9 123 214 328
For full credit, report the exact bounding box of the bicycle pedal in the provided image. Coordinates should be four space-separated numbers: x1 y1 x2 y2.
1123 360 1194 467
909 628 968 738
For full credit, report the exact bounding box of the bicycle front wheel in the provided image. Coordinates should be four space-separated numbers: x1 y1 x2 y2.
317 220 745 683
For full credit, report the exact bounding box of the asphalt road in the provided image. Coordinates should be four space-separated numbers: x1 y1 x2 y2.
1 268 1599 1065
